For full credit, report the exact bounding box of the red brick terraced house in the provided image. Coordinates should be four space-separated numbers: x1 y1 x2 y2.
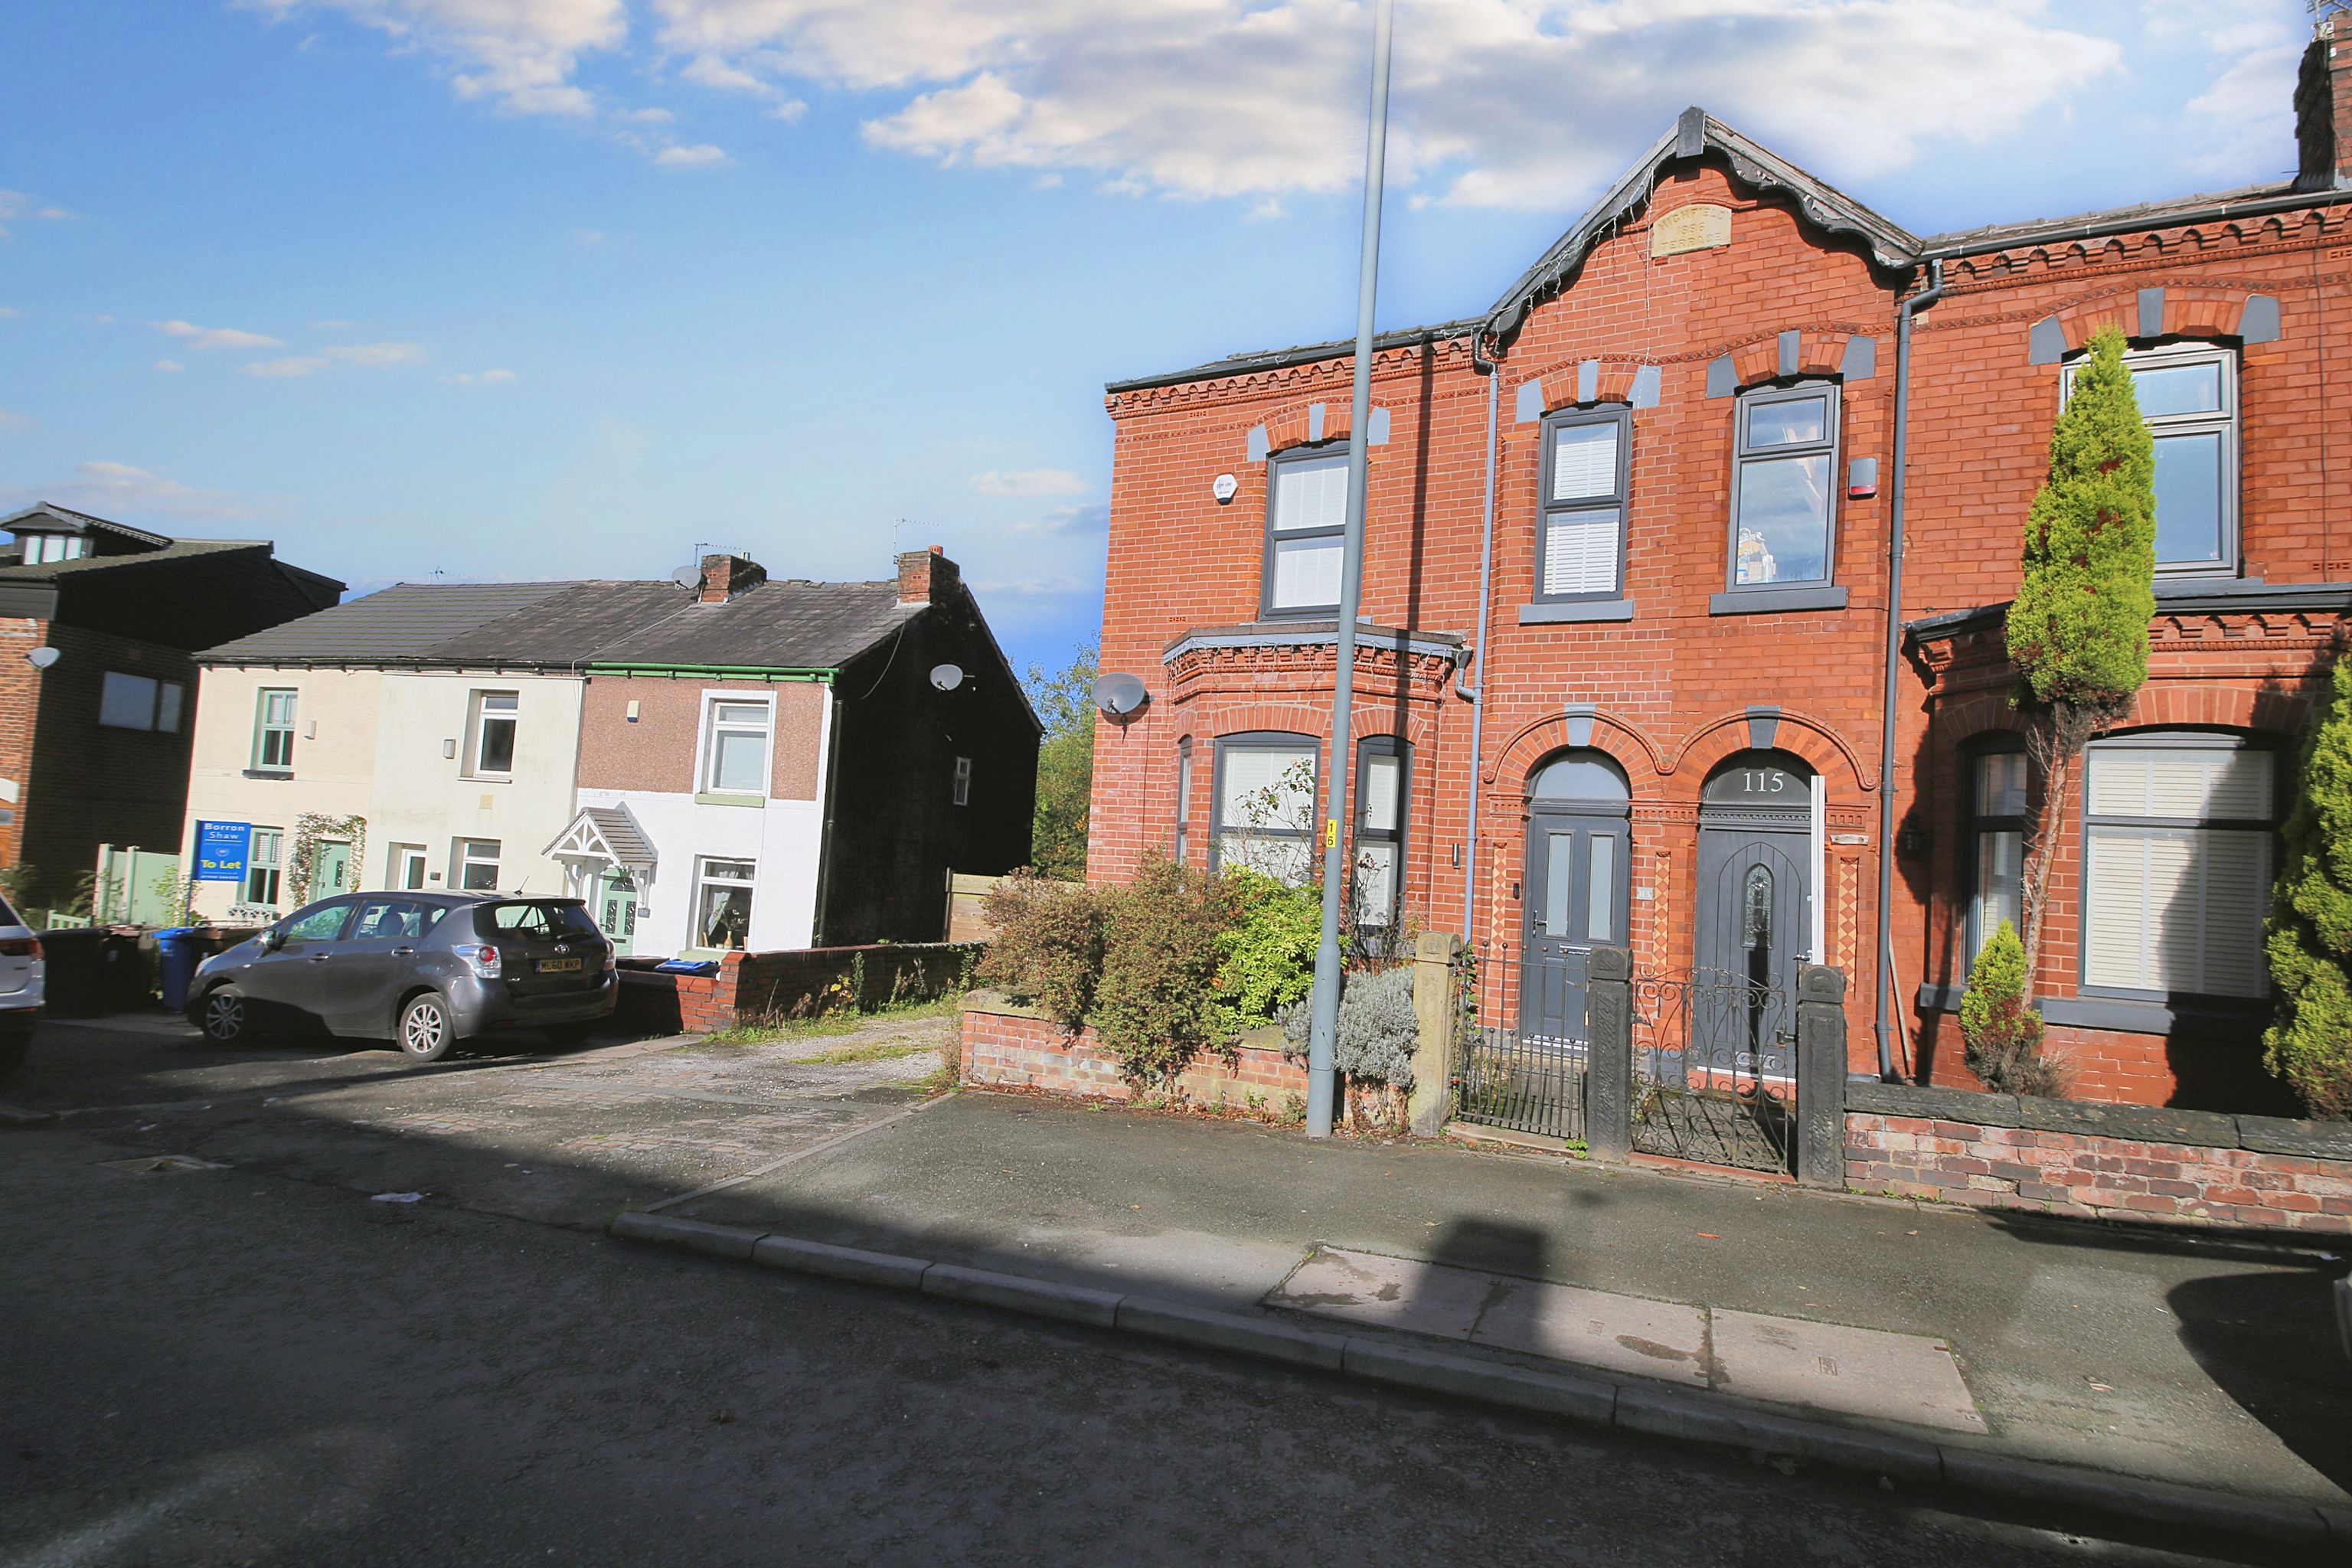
1088 32 2352 1116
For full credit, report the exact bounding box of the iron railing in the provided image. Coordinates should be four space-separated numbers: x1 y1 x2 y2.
1450 946 1588 1142
1629 969 1796 1174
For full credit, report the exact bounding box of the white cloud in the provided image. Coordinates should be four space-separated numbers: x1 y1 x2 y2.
1004 501 1109 536
616 105 675 122
2180 9 2301 178
0 306 19 318
241 0 628 116
642 0 2125 207
654 142 729 167
971 466 1086 497
243 355 332 377
1 459 260 521
311 318 361 328
0 408 28 429
0 190 73 237
325 341 428 365
446 368 518 384
154 359 186 373
155 318 284 351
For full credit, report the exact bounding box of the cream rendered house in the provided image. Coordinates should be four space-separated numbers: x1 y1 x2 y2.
180 583 658 922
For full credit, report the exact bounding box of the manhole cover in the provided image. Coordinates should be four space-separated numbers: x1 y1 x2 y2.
100 1154 228 1174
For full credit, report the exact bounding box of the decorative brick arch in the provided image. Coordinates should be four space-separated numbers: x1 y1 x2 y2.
1263 400 1354 456
2115 681 2316 739
1485 710 1668 790
1197 702 1442 756
1669 707 1875 798
1932 693 2032 746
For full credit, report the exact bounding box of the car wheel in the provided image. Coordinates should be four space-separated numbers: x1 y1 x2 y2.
199 985 256 1046
397 993 456 1063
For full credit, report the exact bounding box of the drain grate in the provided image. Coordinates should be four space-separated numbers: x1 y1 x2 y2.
100 1154 229 1174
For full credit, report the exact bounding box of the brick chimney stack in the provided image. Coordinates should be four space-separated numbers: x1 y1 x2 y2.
2295 15 2352 192
699 553 766 604
896 544 960 606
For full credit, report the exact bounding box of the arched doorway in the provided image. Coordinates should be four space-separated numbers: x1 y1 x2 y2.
1696 750 1814 1071
1520 750 1632 1046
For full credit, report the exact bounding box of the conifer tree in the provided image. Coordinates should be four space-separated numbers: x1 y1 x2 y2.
2264 656 2352 1120
2004 324 2156 993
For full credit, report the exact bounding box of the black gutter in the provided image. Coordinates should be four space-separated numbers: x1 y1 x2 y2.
1104 319 1481 396
1874 259 1945 1085
1919 184 2352 260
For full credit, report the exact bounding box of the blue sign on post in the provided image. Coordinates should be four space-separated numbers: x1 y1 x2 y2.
193 820 250 882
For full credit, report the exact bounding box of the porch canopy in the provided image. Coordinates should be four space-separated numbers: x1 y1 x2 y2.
544 805 656 876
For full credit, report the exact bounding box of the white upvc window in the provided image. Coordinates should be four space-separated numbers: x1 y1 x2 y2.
1211 733 1319 885
389 843 428 890
700 694 775 799
254 688 298 771
21 534 86 564
2081 737 2272 999
694 858 756 950
456 838 502 893
469 690 519 777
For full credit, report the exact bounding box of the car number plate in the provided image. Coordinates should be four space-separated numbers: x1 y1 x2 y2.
537 956 583 973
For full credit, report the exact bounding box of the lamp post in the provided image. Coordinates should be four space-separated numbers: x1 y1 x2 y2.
1304 0 1396 1139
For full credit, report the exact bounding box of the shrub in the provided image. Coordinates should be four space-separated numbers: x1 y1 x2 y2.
1092 852 1233 1086
2265 657 2352 1119
1960 920 2062 1097
1213 867 1324 1033
975 871 1104 1034
1283 964 1419 1090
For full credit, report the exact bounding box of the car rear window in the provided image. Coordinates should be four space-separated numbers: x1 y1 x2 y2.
476 901 600 939
0 890 18 929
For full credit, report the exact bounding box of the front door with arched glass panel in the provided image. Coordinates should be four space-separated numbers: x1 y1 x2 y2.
1695 751 1812 1075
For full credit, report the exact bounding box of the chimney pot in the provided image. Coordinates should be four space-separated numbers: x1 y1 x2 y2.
897 547 960 606
2295 18 2352 191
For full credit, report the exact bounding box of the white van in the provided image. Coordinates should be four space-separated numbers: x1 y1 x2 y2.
0 890 41 1078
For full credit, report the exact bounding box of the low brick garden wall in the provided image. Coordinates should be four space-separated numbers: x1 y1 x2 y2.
962 991 1311 1109
1844 1080 2352 1234
617 942 983 1035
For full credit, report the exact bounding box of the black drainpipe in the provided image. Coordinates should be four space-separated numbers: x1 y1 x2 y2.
1873 259 1945 1083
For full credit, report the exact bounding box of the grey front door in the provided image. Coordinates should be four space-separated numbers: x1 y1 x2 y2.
1694 829 1806 1075
1521 811 1630 1045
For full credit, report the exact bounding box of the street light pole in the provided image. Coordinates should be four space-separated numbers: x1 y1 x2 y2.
1305 0 1396 1140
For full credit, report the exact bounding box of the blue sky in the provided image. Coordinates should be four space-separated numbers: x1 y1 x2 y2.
0 1 2313 678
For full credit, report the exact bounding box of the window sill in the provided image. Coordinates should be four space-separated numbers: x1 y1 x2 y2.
1517 599 1635 625
1709 585 1849 616
243 769 295 781
465 774 513 786
1915 982 2265 1037
694 792 766 808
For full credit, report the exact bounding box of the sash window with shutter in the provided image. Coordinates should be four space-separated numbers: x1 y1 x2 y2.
1537 407 1631 602
2080 736 2273 1000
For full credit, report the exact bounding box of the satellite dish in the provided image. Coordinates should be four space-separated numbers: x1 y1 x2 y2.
1093 672 1149 723
929 663 965 692
24 647 59 670
671 564 704 590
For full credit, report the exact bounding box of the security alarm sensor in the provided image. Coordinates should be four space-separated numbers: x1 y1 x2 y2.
1212 474 1239 504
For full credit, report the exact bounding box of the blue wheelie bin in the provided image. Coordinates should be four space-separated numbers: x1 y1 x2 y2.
152 926 204 1012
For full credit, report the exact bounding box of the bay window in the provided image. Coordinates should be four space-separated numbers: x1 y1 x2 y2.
1212 733 1318 884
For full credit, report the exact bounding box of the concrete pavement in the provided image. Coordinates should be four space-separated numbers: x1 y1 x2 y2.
665 1089 2352 1511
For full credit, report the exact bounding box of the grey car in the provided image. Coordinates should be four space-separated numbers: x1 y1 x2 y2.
186 891 617 1061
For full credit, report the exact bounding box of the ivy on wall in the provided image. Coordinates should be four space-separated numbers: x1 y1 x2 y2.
287 813 367 907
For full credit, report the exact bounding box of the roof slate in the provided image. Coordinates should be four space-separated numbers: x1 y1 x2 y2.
0 501 173 549
0 537 267 584
197 575 917 672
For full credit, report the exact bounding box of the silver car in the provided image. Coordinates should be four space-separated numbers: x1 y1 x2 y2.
0 889 42 1079
186 892 616 1061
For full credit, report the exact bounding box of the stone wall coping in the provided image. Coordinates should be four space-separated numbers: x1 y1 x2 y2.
959 991 1291 1054
1845 1078 2350 1158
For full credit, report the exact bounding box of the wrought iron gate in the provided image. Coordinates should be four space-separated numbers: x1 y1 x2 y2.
1629 969 1796 1174
1450 947 1587 1142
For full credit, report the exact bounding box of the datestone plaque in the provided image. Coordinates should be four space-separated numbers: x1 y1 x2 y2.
1651 203 1732 257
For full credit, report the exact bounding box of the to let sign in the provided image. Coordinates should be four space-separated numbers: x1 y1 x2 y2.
193 820 250 882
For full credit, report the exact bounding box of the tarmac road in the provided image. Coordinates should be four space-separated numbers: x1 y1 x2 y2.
0 1018 2286 1566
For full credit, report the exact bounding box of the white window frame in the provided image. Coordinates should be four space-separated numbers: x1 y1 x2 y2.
1174 738 1194 865
2062 342 2239 577
1352 735 1410 935
253 688 298 773
952 755 972 807
456 838 502 893
468 689 520 779
1967 744 2028 965
388 843 428 890
697 691 776 802
692 857 756 951
22 534 85 564
2079 733 2273 1001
